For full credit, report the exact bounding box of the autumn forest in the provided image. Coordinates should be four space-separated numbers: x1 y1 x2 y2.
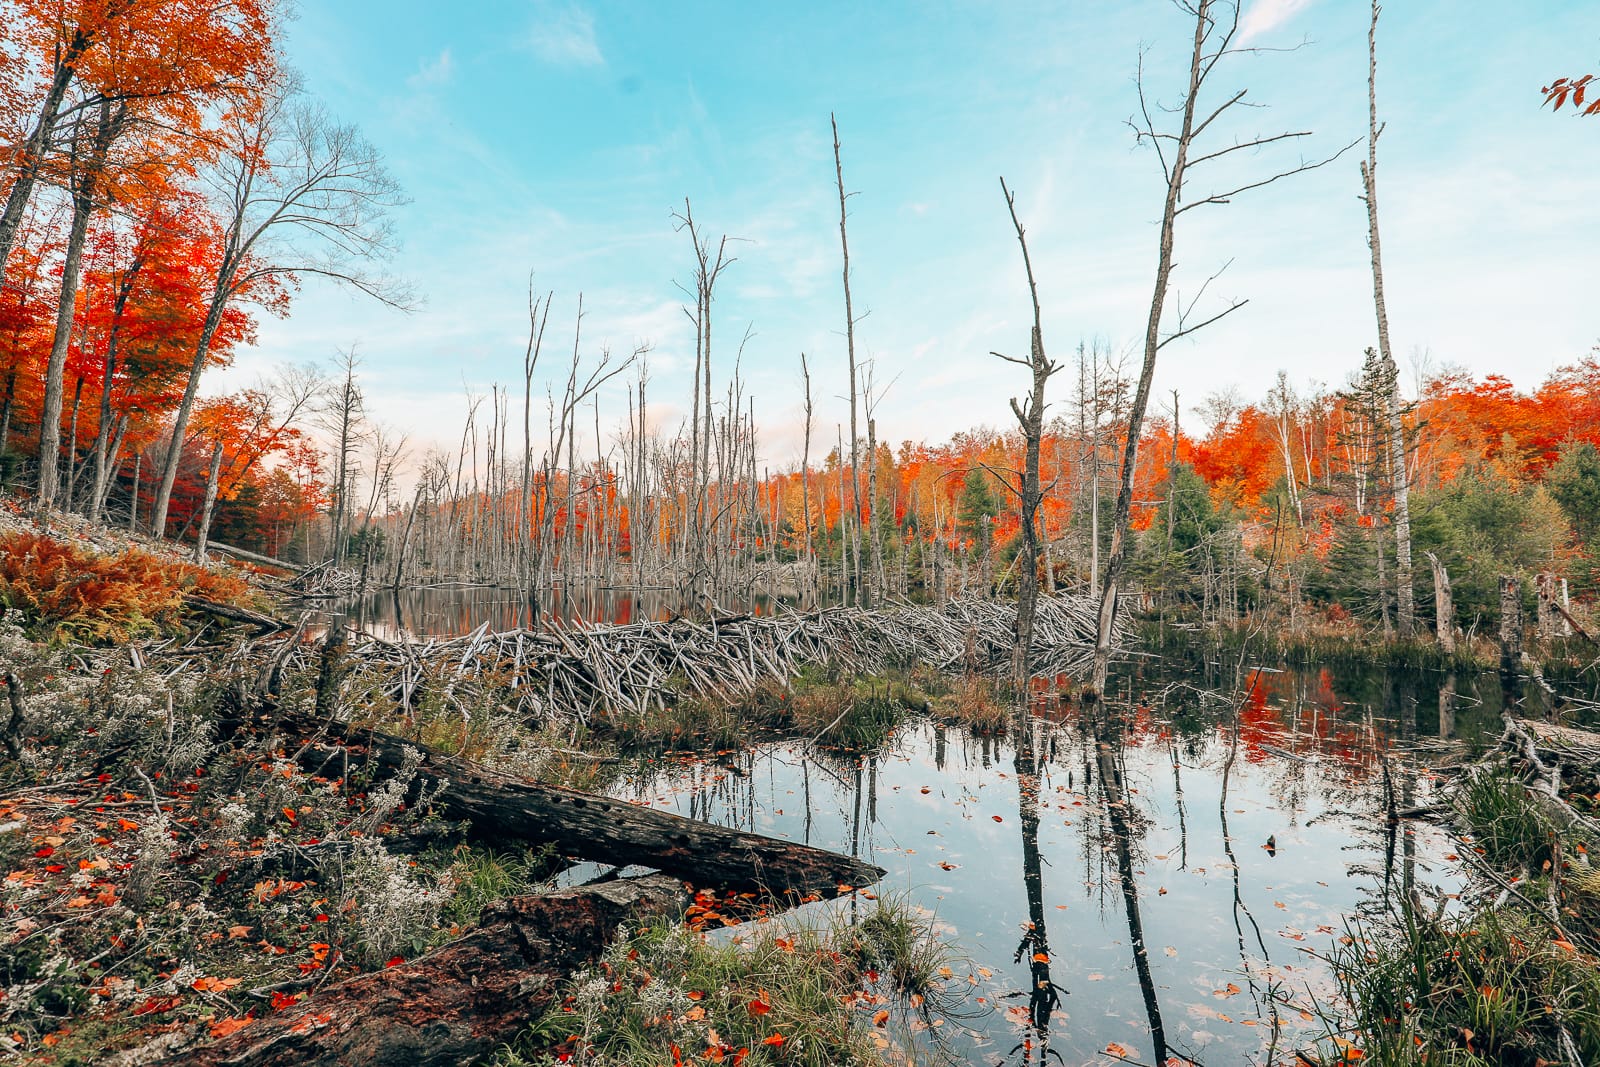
3 2 1600 1066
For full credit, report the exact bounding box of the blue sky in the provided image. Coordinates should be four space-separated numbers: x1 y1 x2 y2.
232 0 1600 466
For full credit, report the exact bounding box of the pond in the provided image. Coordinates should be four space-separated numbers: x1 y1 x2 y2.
347 587 1563 1063
588 665 1518 1065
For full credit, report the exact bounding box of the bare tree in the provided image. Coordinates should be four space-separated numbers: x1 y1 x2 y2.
321 350 367 565
799 352 816 604
149 77 410 538
1362 0 1414 637
832 114 865 606
993 178 1060 686
1089 0 1355 697
671 201 734 590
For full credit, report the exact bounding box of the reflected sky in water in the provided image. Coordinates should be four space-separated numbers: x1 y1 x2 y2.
604 667 1493 1065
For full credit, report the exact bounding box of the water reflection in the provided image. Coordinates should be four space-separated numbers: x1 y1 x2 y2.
604 663 1494 1064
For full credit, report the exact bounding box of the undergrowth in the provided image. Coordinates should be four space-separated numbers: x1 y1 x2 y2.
0 620 555 1060
491 894 972 1067
0 530 257 642
1319 771 1600 1065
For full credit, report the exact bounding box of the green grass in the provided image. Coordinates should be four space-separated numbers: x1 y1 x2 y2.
1316 770 1600 1065
1456 772 1557 872
1324 906 1600 1066
432 844 561 934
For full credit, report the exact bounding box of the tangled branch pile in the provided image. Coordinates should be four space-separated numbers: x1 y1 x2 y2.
312 593 1112 727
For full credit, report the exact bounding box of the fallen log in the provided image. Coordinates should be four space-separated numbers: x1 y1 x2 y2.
203 540 307 574
128 873 689 1067
269 709 884 896
183 595 291 632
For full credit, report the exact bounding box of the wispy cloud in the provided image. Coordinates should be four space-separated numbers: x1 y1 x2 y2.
1238 0 1314 44
407 48 454 89
527 3 604 68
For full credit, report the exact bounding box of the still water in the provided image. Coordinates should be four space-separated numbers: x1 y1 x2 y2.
346 588 1547 1063
599 667 1507 1066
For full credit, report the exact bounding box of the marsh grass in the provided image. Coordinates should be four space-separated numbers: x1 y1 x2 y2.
491 895 973 1067
1325 905 1600 1066
432 844 561 934
1456 772 1557 872
1319 771 1600 1065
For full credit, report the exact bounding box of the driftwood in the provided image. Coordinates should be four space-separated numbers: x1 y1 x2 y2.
272 710 884 896
286 559 364 599
133 874 690 1067
1498 714 1600 842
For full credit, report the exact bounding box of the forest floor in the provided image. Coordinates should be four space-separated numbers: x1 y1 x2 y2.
0 505 967 1067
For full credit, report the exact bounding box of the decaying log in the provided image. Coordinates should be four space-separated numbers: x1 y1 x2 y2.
135 873 690 1067
183 596 291 632
273 710 884 896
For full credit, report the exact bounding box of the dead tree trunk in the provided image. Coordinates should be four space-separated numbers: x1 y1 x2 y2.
1089 0 1350 696
995 178 1059 688
143 875 690 1067
1424 550 1455 654
1499 575 1523 678
1363 0 1415 638
832 114 863 607
1536 571 1557 639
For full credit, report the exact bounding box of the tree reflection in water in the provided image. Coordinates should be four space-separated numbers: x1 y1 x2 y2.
1005 701 1065 1064
1091 700 1192 1066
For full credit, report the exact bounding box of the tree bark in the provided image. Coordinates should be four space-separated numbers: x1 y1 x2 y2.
1499 575 1523 678
150 297 229 537
140 874 691 1067
193 439 226 561
1424 550 1455 654
0 28 91 280
1536 571 1557 639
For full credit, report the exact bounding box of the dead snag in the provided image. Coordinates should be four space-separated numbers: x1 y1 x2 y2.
136 874 690 1067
